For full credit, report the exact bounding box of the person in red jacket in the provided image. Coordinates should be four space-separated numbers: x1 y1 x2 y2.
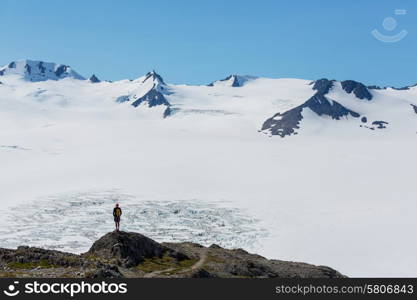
113 203 122 231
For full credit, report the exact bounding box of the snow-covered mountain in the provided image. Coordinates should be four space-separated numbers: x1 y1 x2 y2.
208 74 258 87
0 59 85 81
115 71 171 116
261 78 417 137
1 59 416 138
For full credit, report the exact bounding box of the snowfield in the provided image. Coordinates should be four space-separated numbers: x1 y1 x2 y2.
0 60 416 277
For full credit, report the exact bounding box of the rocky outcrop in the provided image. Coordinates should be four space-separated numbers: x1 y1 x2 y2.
208 75 257 87
341 80 372 100
164 242 344 278
262 78 366 137
0 231 345 278
115 71 171 117
372 120 388 129
86 231 187 267
262 79 360 137
0 60 85 81
261 96 360 137
89 74 101 83
130 87 170 108
142 71 166 85
311 78 334 95
261 106 303 137
0 246 84 268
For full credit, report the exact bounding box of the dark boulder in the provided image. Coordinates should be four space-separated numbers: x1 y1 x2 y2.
87 264 124 278
86 231 187 267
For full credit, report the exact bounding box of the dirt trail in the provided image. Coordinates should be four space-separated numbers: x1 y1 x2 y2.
143 249 208 278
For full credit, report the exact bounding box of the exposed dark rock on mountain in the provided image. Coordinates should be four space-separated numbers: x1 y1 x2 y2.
261 107 303 137
89 74 101 83
208 75 257 87
116 95 130 103
311 78 335 95
390 84 417 90
0 60 85 81
131 87 170 108
142 70 165 85
307 95 360 119
372 121 388 129
115 71 171 115
262 79 360 137
0 231 345 278
369 83 417 91
411 104 417 114
163 106 173 118
55 65 69 77
211 75 241 87
341 80 373 100
361 117 368 123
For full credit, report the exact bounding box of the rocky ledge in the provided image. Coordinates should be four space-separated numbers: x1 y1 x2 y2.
0 231 345 278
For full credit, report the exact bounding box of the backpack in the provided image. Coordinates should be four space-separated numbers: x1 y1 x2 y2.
115 208 122 217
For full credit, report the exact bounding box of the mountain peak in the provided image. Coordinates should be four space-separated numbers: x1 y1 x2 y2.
89 74 101 83
311 78 335 95
341 80 372 100
116 70 171 115
208 74 257 87
262 77 366 137
142 70 165 85
0 59 85 81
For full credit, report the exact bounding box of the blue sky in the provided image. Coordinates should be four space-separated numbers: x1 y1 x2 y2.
1 0 416 86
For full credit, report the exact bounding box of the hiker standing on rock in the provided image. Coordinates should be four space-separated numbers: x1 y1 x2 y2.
113 203 122 231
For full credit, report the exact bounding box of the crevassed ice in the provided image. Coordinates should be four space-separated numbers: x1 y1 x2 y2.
0 190 268 254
